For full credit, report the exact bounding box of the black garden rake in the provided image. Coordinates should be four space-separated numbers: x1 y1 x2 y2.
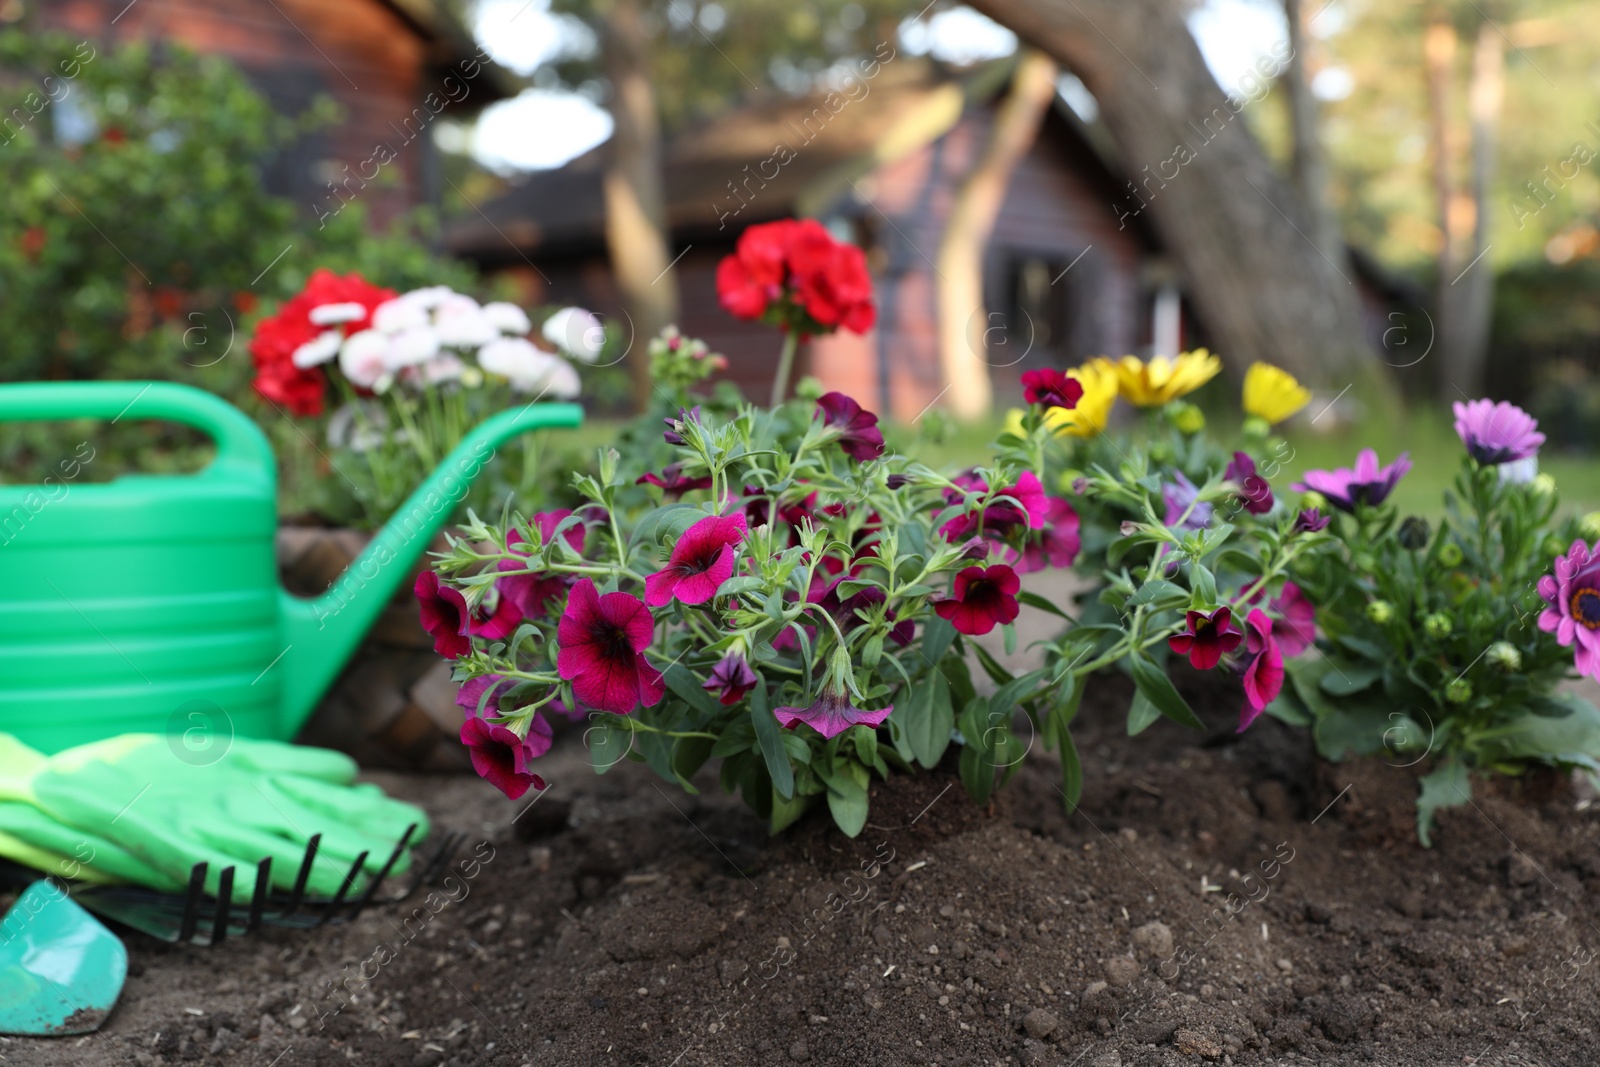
0 824 467 946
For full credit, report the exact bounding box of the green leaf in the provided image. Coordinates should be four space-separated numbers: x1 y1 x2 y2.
1263 684 1313 727
1311 703 1394 760
1525 695 1577 719
1189 563 1217 609
850 724 878 769
1128 579 1187 610
1017 591 1074 620
921 616 958 668
1335 635 1388 661
751 685 794 799
823 772 869 838
1319 663 1383 696
770 788 816 834
972 642 1015 686
628 503 701 550
903 669 955 769
1128 653 1204 730
671 736 713 792
959 740 997 806
1416 758 1471 848
588 723 630 774
1058 725 1083 811
1126 690 1162 735
716 576 766 597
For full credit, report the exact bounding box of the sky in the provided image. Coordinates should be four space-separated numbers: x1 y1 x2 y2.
464 0 1308 174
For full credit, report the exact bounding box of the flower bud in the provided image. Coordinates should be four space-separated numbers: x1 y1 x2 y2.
1366 600 1394 624
1300 490 1328 512
1241 415 1272 439
886 473 912 490
1397 516 1431 551
957 537 990 560
1438 542 1464 568
1446 678 1473 704
1581 512 1600 542
1422 612 1452 639
1169 403 1206 435
1532 472 1557 498
1487 641 1522 672
1120 521 1141 537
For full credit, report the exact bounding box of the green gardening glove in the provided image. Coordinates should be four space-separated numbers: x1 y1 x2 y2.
0 734 430 904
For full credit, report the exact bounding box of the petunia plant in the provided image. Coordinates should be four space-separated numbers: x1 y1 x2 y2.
421 336 1096 834
1281 399 1600 843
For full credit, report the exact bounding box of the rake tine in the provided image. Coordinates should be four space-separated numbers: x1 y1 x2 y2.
210 866 234 946
246 857 271 934
317 850 368 927
399 830 460 899
347 824 417 920
176 862 208 944
278 834 321 920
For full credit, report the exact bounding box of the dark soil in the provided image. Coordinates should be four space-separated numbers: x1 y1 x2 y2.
5 661 1600 1067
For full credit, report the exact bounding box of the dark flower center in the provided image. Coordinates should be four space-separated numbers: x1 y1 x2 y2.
596 624 636 661
1572 588 1600 629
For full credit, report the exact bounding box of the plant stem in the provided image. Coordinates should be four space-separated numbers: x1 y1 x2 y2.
769 330 800 408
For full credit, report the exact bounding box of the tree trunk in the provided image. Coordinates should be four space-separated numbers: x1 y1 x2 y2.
964 0 1376 389
1433 18 1503 398
1283 0 1344 271
600 0 678 410
935 50 1059 420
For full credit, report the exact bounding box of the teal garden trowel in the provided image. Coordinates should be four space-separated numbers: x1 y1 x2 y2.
0 881 127 1035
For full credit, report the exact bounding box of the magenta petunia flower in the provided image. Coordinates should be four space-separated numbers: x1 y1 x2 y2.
1452 398 1545 466
1293 507 1330 533
456 674 514 718
465 591 522 641
644 512 748 607
1269 581 1316 658
1015 497 1080 573
1225 451 1274 515
703 651 759 706
940 470 1049 542
1162 471 1213 530
822 582 914 646
816 391 886 462
556 578 665 714
1292 449 1411 512
934 564 1021 636
1020 368 1084 411
1239 608 1284 732
774 687 893 739
637 464 714 497
1538 539 1600 681
498 511 585 620
460 715 551 799
1168 607 1243 670
415 571 472 658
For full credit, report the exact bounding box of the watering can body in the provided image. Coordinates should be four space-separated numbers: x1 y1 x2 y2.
0 381 581 754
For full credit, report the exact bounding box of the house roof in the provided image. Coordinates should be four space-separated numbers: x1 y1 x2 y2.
448 58 1038 262
378 0 516 104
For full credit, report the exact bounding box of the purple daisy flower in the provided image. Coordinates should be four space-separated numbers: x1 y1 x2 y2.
1538 540 1600 681
1452 399 1545 466
1291 449 1411 512
1162 471 1213 530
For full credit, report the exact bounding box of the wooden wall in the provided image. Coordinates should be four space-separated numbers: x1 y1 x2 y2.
36 0 466 229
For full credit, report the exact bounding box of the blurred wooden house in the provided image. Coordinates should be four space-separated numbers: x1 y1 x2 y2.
448 57 1172 421
26 0 509 227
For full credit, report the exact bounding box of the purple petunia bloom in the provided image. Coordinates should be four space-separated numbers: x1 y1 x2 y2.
1293 508 1330 533
1225 451 1274 515
816 391 886 462
1161 471 1213 530
774 687 893 739
703 651 759 706
1291 449 1411 512
1538 540 1600 681
1452 399 1545 466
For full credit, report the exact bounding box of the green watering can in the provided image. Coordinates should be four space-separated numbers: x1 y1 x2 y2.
0 381 581 754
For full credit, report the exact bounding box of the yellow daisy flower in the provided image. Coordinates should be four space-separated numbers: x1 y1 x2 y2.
1113 349 1222 407
1041 357 1118 437
1242 362 1311 424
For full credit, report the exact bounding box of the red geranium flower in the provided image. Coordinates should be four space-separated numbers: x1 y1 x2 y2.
934 564 1021 636
415 571 471 659
645 512 748 607
774 687 893 739
1239 608 1284 731
715 218 875 335
816 391 886 462
1020 368 1084 411
460 715 551 799
556 579 665 715
703 652 759 706
1168 607 1243 670
247 268 395 417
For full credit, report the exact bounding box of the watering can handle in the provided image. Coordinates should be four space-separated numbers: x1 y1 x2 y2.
0 381 275 479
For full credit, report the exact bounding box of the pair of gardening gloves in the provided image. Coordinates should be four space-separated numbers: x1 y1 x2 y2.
0 734 429 904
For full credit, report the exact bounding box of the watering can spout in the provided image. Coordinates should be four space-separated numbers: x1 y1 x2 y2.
277 402 583 735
